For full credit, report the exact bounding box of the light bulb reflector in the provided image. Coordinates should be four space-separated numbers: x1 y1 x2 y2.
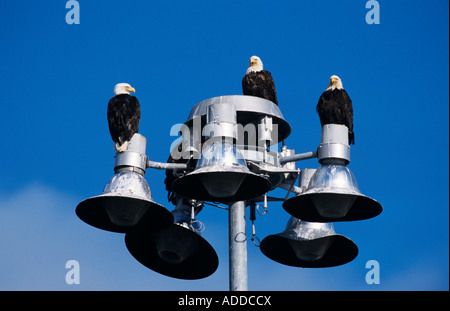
154 224 199 264
102 170 153 227
196 140 246 169
196 140 248 198
306 164 360 218
282 218 335 261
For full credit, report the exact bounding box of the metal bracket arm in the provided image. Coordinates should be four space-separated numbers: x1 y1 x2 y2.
279 150 318 165
146 160 188 170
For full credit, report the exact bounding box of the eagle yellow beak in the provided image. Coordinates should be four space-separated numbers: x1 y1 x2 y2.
127 87 136 93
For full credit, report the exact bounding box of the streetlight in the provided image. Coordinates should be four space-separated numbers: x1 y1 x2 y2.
76 94 382 290
172 102 271 202
76 134 173 233
260 218 358 268
282 124 382 222
260 169 358 268
125 196 219 280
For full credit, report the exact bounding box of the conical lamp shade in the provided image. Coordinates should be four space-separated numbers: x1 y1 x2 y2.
76 170 173 233
260 218 358 268
125 202 218 280
172 140 271 202
283 164 382 222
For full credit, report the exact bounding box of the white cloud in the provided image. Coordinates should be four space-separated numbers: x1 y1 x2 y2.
0 183 86 290
0 183 229 290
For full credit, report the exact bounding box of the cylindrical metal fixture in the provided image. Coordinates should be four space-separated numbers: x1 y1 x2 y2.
146 160 188 170
114 133 148 175
228 201 248 291
299 168 317 191
279 150 318 165
258 116 273 143
317 124 350 164
321 124 349 144
204 103 237 140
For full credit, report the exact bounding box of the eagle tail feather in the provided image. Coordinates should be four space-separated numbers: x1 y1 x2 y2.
115 141 129 153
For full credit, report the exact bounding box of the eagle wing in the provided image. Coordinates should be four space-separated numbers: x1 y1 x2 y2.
341 89 354 144
107 95 141 145
242 70 278 105
316 89 354 144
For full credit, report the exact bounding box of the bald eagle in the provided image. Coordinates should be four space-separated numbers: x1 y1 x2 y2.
107 83 141 152
316 75 355 145
242 56 278 105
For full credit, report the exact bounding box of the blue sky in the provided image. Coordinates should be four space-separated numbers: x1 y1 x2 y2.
0 0 448 290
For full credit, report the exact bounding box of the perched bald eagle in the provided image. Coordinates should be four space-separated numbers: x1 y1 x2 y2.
107 83 141 152
316 75 355 145
242 56 278 105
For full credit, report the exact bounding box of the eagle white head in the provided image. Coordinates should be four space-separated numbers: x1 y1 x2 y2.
246 56 264 74
114 83 136 95
326 75 344 91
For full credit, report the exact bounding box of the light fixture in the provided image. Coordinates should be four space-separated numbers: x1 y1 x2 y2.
283 124 382 222
75 91 384 290
260 217 358 268
76 134 174 233
125 196 218 280
172 103 271 202
283 163 382 222
184 95 291 144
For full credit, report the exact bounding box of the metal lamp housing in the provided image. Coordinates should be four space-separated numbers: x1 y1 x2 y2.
154 207 198 265
76 134 173 233
317 124 351 164
184 95 291 145
196 139 249 198
284 163 382 222
283 125 382 222
260 217 358 268
125 197 219 280
172 103 271 202
305 164 360 219
173 144 271 203
102 170 158 227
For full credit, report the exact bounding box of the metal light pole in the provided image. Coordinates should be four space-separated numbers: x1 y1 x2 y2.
228 201 248 291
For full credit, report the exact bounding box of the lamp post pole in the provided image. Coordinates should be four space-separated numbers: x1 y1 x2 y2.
228 200 248 291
